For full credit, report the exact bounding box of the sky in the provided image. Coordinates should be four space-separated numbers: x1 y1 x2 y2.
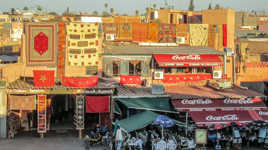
1 0 268 15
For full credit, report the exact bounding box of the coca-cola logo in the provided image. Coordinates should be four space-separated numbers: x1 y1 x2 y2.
259 111 268 116
206 114 239 121
172 55 200 61
181 99 212 105
224 99 253 104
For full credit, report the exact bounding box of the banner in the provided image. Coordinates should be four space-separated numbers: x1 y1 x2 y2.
37 95 46 133
57 23 66 80
9 95 36 110
86 96 110 113
25 23 57 66
120 75 142 85
223 24 227 47
33 70 55 87
162 74 212 83
62 76 98 87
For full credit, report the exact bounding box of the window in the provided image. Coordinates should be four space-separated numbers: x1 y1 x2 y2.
160 67 213 74
164 68 171 74
112 61 120 76
129 61 142 75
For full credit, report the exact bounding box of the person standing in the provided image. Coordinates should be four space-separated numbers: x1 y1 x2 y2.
116 126 123 150
84 135 91 150
134 136 143 150
156 137 166 150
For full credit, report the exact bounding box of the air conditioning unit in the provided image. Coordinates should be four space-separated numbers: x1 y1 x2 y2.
213 71 222 79
176 36 185 44
105 34 115 41
154 71 164 80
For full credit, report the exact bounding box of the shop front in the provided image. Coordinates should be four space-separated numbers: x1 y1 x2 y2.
152 53 224 86
102 55 151 86
172 97 267 112
6 79 114 138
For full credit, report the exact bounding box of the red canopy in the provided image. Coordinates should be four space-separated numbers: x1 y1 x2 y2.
189 110 256 125
153 54 222 67
172 98 267 112
256 109 268 121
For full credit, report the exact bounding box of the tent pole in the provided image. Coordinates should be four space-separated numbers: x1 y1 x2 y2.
161 126 163 139
186 112 188 137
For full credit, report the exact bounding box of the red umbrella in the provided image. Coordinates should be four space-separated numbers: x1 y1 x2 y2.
251 97 262 103
227 121 243 126
214 124 223 130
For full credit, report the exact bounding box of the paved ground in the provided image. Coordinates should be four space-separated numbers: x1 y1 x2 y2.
0 132 107 150
0 132 265 150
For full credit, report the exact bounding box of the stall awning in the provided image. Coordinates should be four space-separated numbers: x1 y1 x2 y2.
117 97 174 113
113 103 122 115
172 98 267 112
189 110 257 125
153 54 222 67
118 111 160 132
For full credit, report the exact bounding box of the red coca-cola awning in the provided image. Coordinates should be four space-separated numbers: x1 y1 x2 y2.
172 98 267 112
256 109 268 121
189 110 256 125
153 54 222 67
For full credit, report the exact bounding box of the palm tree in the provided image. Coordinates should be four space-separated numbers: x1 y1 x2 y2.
93 11 98 16
37 5 42 12
23 6 29 11
104 3 108 10
110 8 114 16
153 4 156 9
215 4 220 9
135 10 139 16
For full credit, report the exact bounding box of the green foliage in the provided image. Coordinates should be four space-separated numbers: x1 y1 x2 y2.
102 11 110 17
37 5 42 11
208 3 212 10
92 11 98 16
135 10 139 16
23 6 29 11
215 4 220 9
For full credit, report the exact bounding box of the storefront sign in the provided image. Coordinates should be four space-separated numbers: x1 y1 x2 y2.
259 111 268 116
181 99 212 105
154 54 222 67
172 55 200 61
76 89 114 95
37 95 46 133
224 99 253 104
206 114 238 121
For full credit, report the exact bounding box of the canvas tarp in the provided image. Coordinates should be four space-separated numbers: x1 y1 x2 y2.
118 111 159 132
118 111 185 132
117 97 174 113
189 24 209 46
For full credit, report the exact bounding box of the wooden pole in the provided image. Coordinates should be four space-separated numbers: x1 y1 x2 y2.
79 129 82 139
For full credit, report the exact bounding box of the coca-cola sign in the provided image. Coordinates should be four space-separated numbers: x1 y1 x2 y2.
181 99 212 105
259 111 268 116
224 99 253 104
172 55 200 61
206 114 239 121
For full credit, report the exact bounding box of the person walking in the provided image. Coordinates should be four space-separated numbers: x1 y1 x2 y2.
156 137 166 150
84 135 91 150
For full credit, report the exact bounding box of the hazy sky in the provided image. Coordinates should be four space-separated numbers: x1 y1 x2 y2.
1 0 268 15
